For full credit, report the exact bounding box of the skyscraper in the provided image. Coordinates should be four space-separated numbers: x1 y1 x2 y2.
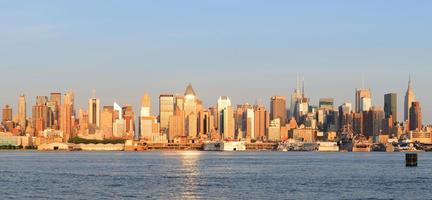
122 105 135 139
2 104 12 122
184 84 197 116
404 77 416 122
217 96 231 132
32 96 48 136
254 104 269 140
319 98 334 110
113 102 125 138
355 89 372 112
222 106 234 139
88 97 100 127
363 107 384 137
18 94 26 129
100 106 114 138
50 92 62 107
159 94 174 130
198 110 212 136
245 107 255 139
270 96 287 126
384 93 397 122
49 92 61 129
60 91 74 141
141 93 151 117
409 101 422 131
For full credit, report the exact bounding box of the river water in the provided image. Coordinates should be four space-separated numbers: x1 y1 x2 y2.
0 151 431 199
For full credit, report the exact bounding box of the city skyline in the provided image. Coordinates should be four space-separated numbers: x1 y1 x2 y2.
0 77 428 125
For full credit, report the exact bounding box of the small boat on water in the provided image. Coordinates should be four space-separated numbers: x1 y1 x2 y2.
203 141 246 151
317 142 339 152
352 134 372 152
277 141 318 151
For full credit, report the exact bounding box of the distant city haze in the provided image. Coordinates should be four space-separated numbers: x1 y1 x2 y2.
0 1 431 123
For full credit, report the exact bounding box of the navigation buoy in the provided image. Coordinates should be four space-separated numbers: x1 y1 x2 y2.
406 153 418 167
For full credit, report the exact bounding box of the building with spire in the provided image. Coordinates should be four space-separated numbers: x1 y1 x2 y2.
404 76 416 122
290 76 303 118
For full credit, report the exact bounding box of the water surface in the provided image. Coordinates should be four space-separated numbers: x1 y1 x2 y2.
0 151 431 199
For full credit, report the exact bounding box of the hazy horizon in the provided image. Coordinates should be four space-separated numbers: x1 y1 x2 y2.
1 1 431 123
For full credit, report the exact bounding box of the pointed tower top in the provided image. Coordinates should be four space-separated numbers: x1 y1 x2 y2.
408 74 412 89
184 83 196 96
302 77 305 98
92 89 96 99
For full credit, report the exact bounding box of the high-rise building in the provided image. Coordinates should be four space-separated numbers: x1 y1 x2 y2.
32 96 49 136
113 118 126 138
270 96 287 126
159 94 174 130
50 92 62 107
363 107 384 137
49 92 61 129
186 112 197 138
36 96 48 106
319 98 334 110
112 102 125 138
245 107 255 140
355 89 372 112
175 96 184 111
113 102 122 120
140 116 158 141
141 93 151 117
198 110 212 136
18 94 26 129
217 96 231 132
2 104 12 122
139 94 157 140
100 106 114 139
184 84 197 116
268 118 281 141
222 106 234 139
168 106 185 141
78 108 89 135
60 91 74 141
296 97 309 120
384 93 397 122
254 104 269 140
123 105 135 139
409 101 422 131
88 97 100 127
338 103 353 132
46 101 58 129
404 77 416 122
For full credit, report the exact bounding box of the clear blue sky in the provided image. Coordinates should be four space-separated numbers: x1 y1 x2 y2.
0 0 431 123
